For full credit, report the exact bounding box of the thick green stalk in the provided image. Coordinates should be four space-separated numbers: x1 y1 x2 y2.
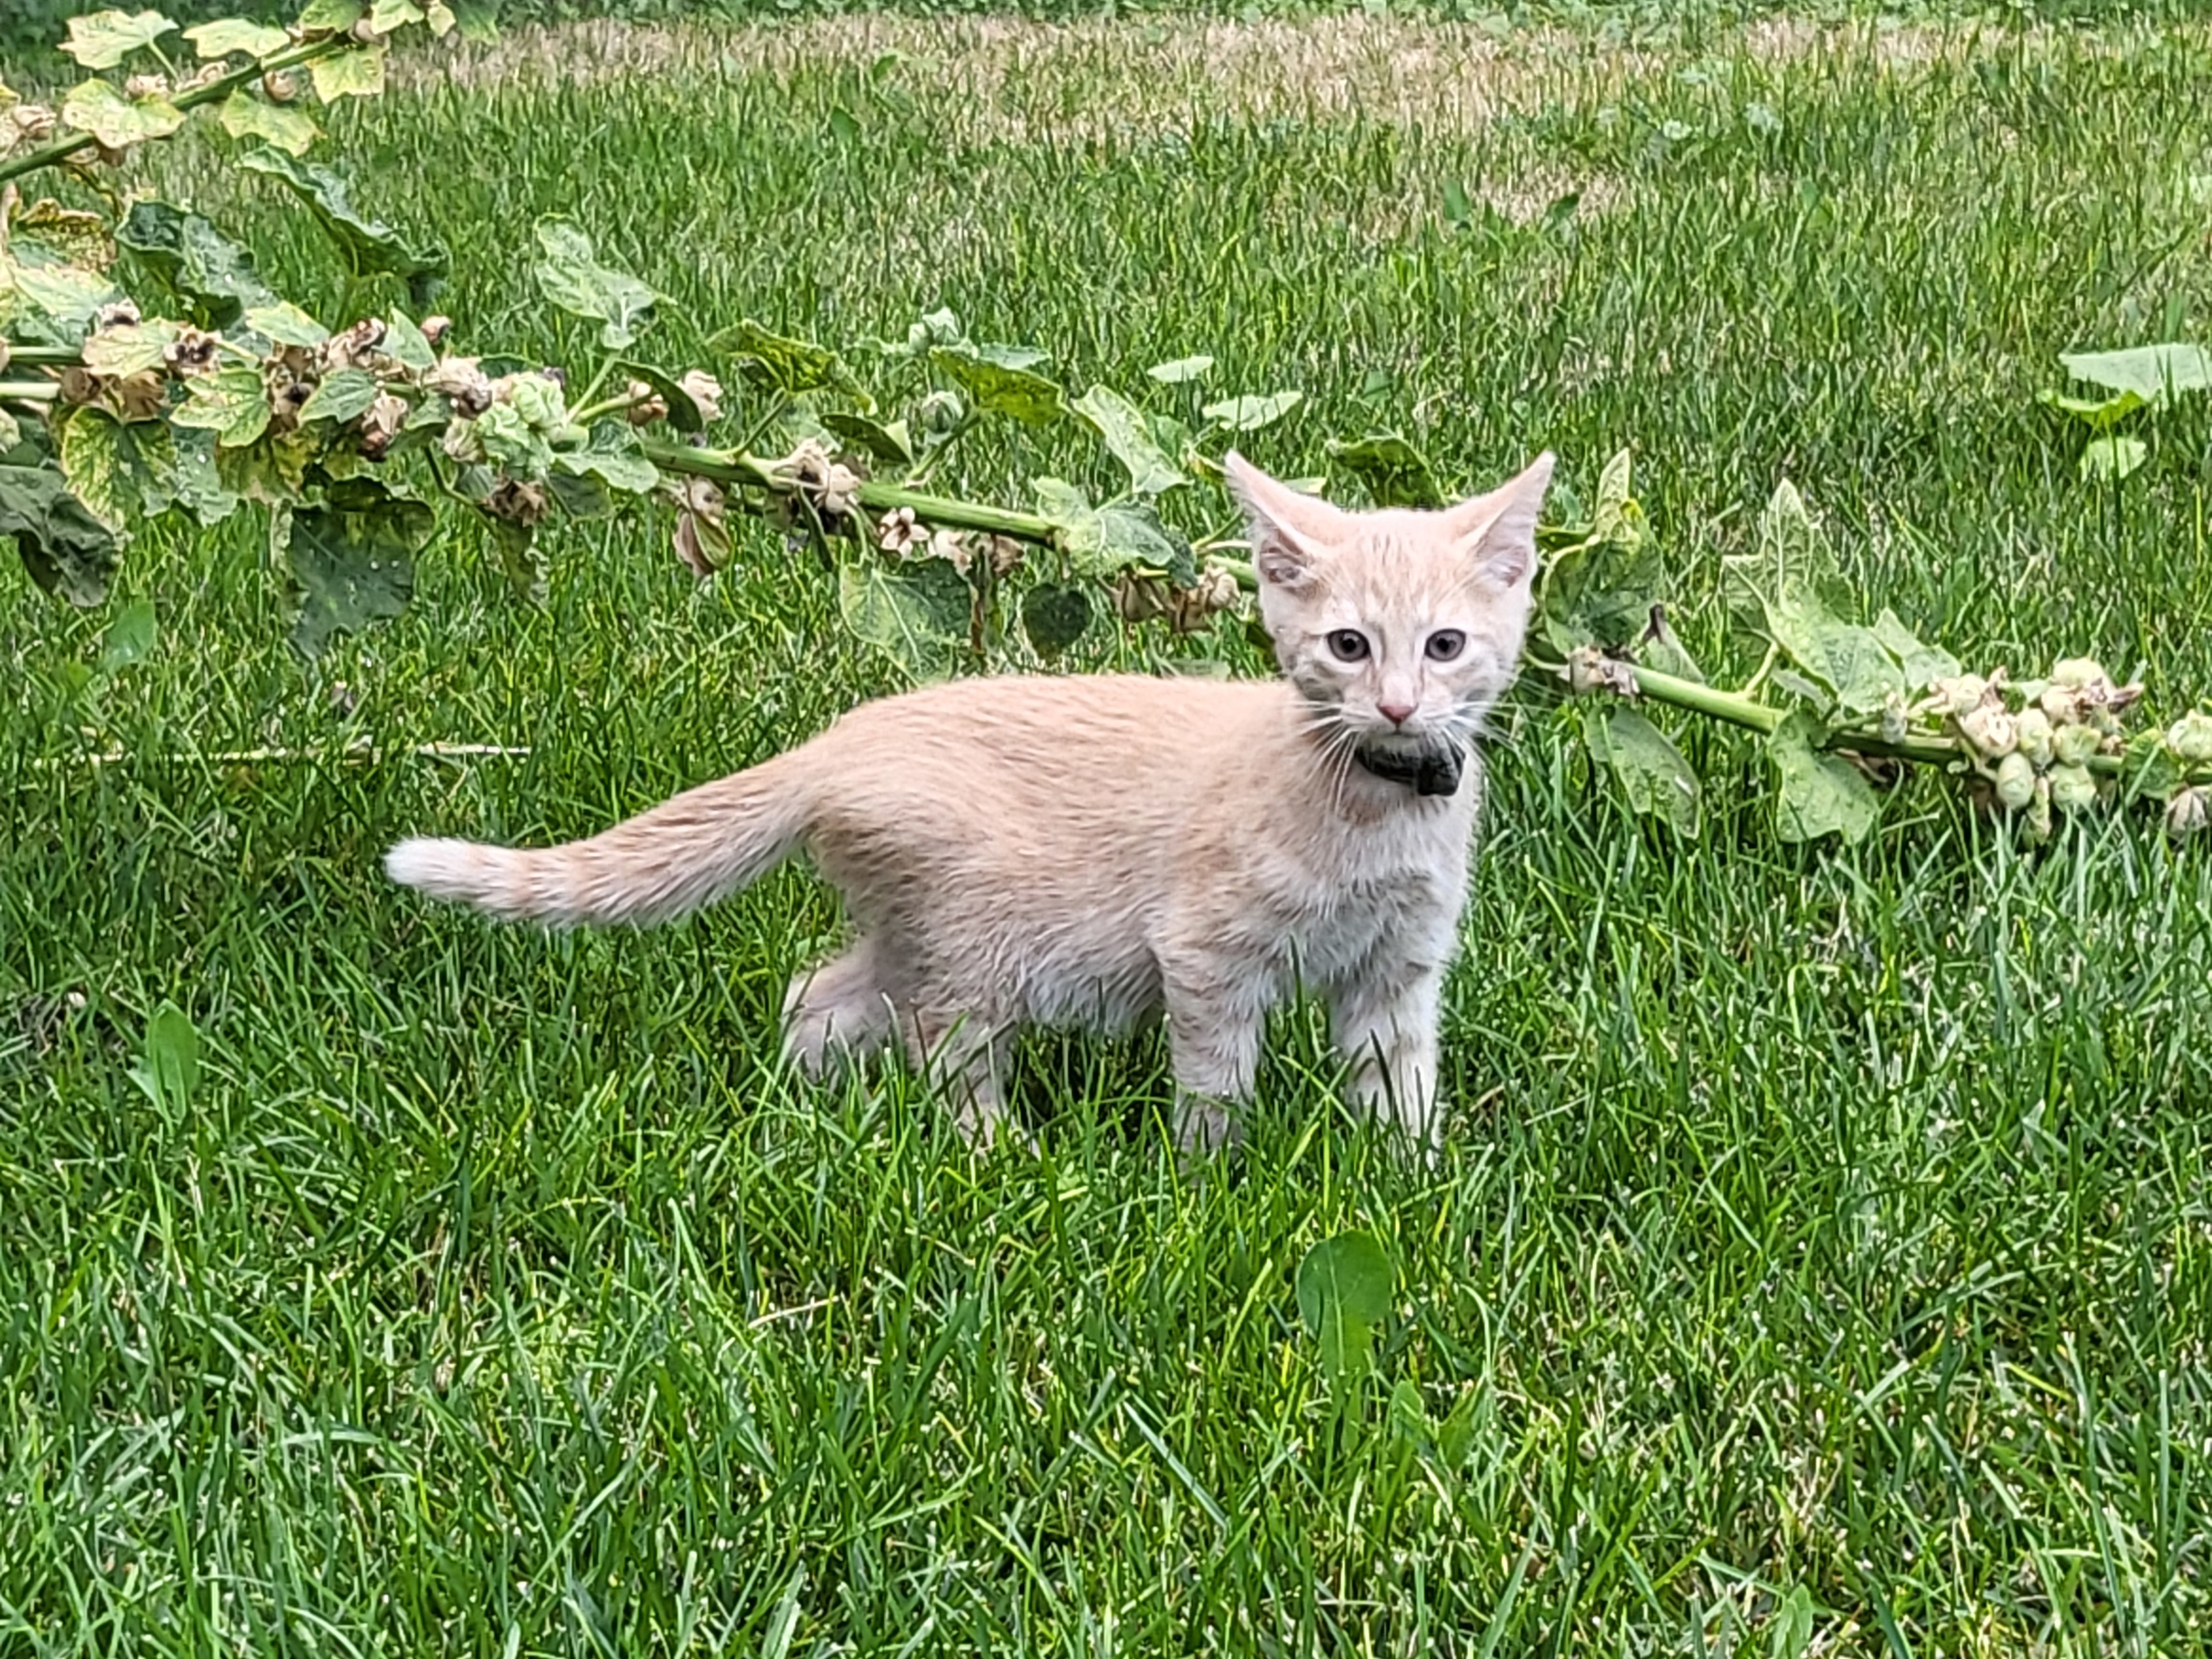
637 440 1060 545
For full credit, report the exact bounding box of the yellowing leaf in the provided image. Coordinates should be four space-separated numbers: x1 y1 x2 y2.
58 9 178 70
60 78 186 149
11 199 116 271
310 45 387 102
181 19 290 59
218 90 320 155
367 0 426 28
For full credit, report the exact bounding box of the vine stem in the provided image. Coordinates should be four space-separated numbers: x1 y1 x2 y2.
637 439 1060 544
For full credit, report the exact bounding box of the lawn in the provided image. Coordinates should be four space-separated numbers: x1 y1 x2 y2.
5 9 2212 1653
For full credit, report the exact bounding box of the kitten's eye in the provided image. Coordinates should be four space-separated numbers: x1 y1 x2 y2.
1425 629 1467 662
1326 629 1371 663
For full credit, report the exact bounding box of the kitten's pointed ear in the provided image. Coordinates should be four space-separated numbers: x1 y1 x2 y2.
1225 450 1348 593
1445 450 1556 589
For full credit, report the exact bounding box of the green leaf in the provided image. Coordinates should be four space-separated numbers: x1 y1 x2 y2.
1766 712 1879 844
0 411 18 454
616 360 704 433
367 0 426 28
58 407 179 531
1636 609 1704 683
309 43 387 102
1021 583 1093 659
718 320 867 403
239 148 450 307
0 462 121 606
1764 583 1904 717
215 427 316 504
1031 476 1089 528
2119 729 2185 804
295 0 365 32
1538 533 1665 655
2081 434 2148 482
1064 500 1196 587
1295 1232 1392 1380
58 9 177 69
1590 446 1637 543
1870 608 1960 696
528 218 656 349
822 411 912 466
382 310 437 373
167 427 239 527
1723 477 1844 625
117 201 278 328
182 18 291 58
1146 354 1214 385
128 1001 201 1112
61 79 186 148
1326 432 1442 509
2058 343 2212 408
241 300 328 347
280 478 432 656
837 556 973 680
554 430 659 495
1584 705 1699 836
218 90 321 155
4 262 122 333
1201 390 1303 434
173 366 272 447
2037 385 2145 430
1073 384 1183 496
100 597 157 670
930 345 1064 424
81 319 182 378
299 367 382 424
1768 1585 1815 1659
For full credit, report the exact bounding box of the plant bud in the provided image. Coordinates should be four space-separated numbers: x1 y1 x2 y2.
986 535 1024 577
419 315 452 346
1955 704 2016 760
2166 787 2210 837
425 356 493 416
2039 686 2082 727
905 322 932 352
2014 707 2054 768
2049 763 2097 813
2166 711 2212 764
12 105 59 142
622 379 667 425
876 505 922 556
2049 658 2107 691
1995 752 2036 811
1930 674 1988 717
917 389 965 436
2053 722 2102 767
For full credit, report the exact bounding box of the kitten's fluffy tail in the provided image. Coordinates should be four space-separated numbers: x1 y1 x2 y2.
385 755 812 927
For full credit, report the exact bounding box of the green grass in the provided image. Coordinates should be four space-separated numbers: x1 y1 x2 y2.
8 12 2212 1653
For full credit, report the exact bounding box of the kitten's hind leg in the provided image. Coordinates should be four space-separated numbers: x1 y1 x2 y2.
781 941 896 1079
903 1008 1025 1151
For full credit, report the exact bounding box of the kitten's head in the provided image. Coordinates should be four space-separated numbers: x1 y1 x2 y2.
1224 448 1555 757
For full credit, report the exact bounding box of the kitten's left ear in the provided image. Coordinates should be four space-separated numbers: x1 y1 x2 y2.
1443 450 1556 588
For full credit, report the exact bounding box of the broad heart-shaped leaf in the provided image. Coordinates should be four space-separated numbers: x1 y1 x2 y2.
823 411 912 466
1870 607 1960 696
81 319 183 378
218 90 320 156
1722 477 1844 625
183 18 290 58
1538 529 1665 655
1295 1232 1392 1380
1583 705 1699 837
382 310 437 373
1 462 121 606
1764 581 1905 717
239 148 450 307
61 79 186 149
1031 476 1090 528
59 8 177 69
609 361 700 433
1766 712 1880 845
531 218 655 349
1146 354 1214 385
118 201 278 328
309 43 387 101
280 478 432 656
720 320 863 401
2081 434 2148 482
1064 500 1197 587
173 366 273 448
930 345 1065 424
1201 390 1303 434
128 1001 201 1114
1021 582 1093 659
837 556 973 680
2058 343 2212 408
1590 446 1636 543
12 200 117 273
1326 432 1442 509
57 407 181 533
299 368 382 425
1073 385 1183 496
295 0 366 32
2 260 123 337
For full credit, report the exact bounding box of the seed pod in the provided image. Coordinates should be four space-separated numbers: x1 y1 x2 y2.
678 371 723 424
2053 721 2102 767
2039 686 2083 727
2166 711 2212 764
1955 704 2017 760
2049 658 2107 691
1930 674 1989 717
262 70 299 104
2166 787 2210 837
918 390 964 436
2049 763 2097 813
2014 707 2054 768
1995 752 2036 811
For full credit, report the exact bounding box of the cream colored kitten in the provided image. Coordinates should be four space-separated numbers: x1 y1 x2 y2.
385 448 1554 1155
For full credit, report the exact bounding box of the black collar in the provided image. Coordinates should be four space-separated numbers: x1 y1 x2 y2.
1354 741 1465 797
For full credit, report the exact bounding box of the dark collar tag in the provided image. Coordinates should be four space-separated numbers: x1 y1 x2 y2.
1355 741 1465 797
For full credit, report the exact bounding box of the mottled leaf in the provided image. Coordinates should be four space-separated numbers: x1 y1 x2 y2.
382 310 437 373
823 411 912 466
280 478 432 656
1063 499 1196 586
2038 386 2145 430
299 367 381 424
930 345 1064 424
217 429 317 505
1021 583 1092 659
61 79 186 149
837 556 972 679
532 218 656 349
118 200 278 328
1327 432 1442 509
218 90 320 156
57 407 179 531
6 262 123 332
1584 705 1699 837
1201 390 1303 434
1766 712 1879 844
58 9 177 69
242 300 328 347
720 320 864 401
554 430 659 494
81 319 182 378
295 0 365 32
172 366 272 447
1074 384 1182 496
12 200 116 272
1765 583 1904 717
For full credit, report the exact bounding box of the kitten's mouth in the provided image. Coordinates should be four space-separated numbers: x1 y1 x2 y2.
1354 738 1465 797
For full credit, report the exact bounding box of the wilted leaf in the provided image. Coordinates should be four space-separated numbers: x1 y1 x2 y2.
100 597 156 670
823 410 911 465
12 200 116 272
2037 386 2145 430
2081 434 2148 482
1327 432 1442 509
280 478 432 656
59 9 177 69
2058 343 2212 408
218 90 320 155
1296 1232 1392 1380
214 427 316 504
1146 354 1214 385
61 78 186 148
1583 705 1699 836
837 556 973 679
81 319 183 379
239 148 450 307
183 18 290 57
1 462 121 605
617 359 704 432
1870 608 1960 695
172 366 272 447
1021 583 1093 659
1074 385 1183 496
1766 712 1879 844
118 201 278 327
524 217 656 349
57 407 180 531
299 367 381 424
930 345 1064 424
241 300 328 347
1202 390 1303 433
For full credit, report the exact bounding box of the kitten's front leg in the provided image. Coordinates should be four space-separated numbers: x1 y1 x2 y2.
1328 969 1447 1155
1162 966 1264 1157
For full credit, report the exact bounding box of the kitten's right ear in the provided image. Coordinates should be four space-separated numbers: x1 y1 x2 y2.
1224 450 1347 593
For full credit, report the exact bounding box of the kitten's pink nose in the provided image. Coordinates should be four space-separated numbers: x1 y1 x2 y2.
1378 701 1416 727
